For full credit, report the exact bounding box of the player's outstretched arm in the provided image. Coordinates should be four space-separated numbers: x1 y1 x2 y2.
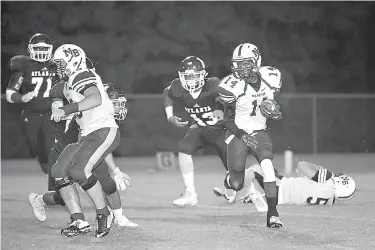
6 71 36 104
296 161 323 178
163 86 188 127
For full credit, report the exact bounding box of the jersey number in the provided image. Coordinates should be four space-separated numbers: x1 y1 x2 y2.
32 77 52 97
191 112 217 126
250 98 267 116
307 197 329 205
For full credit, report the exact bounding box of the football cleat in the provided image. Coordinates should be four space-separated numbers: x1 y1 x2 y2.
61 219 91 237
213 187 237 204
96 211 114 238
28 193 46 222
267 216 283 229
173 190 198 207
114 214 139 227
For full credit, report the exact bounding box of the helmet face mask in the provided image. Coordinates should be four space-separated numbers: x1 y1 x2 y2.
231 43 262 82
104 83 128 121
51 44 87 79
178 56 207 94
28 33 53 62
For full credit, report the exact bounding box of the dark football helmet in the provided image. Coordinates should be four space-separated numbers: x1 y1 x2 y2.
104 83 128 121
28 33 53 62
178 56 207 93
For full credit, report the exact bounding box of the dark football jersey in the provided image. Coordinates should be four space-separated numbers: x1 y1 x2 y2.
8 55 56 112
167 77 224 128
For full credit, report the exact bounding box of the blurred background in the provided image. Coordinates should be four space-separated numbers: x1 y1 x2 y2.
1 1 375 158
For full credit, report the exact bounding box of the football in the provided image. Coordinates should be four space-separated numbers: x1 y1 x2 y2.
259 99 282 120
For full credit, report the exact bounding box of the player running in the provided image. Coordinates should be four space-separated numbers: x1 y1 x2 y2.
28 78 138 228
5 33 58 188
217 43 283 228
240 161 356 209
163 56 236 207
47 44 121 238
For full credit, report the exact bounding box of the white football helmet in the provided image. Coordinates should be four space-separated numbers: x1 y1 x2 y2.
334 174 356 200
51 44 87 79
231 43 262 81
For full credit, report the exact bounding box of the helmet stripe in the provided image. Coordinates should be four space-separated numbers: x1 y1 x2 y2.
237 44 244 57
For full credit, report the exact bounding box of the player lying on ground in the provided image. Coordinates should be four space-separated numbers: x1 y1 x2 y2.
163 56 236 206
6 33 59 191
239 161 356 210
218 43 283 228
47 44 122 238
29 80 138 228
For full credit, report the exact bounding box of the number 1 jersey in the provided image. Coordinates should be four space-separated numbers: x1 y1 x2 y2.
165 77 224 128
218 66 282 134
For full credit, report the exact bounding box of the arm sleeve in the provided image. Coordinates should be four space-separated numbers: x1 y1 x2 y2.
223 103 247 139
311 168 333 183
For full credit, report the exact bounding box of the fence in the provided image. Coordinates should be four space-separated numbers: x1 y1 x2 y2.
1 94 375 159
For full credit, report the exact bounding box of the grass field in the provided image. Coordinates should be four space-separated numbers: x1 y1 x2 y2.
1 154 375 250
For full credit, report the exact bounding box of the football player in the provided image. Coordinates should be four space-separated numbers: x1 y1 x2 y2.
217 43 283 228
240 161 356 208
47 44 120 238
28 77 138 228
163 56 236 206
5 33 58 187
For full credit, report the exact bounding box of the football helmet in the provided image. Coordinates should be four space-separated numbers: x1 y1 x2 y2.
178 56 208 93
231 43 262 82
51 44 87 79
334 174 356 200
104 83 128 121
28 33 53 62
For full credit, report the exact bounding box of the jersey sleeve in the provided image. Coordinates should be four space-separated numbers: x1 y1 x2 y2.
166 78 183 99
259 66 282 94
217 75 243 104
7 56 26 91
311 168 333 183
70 70 97 94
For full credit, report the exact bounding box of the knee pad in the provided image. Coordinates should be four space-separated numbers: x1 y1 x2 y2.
53 191 66 206
99 176 117 195
256 145 274 163
80 175 98 191
55 177 73 190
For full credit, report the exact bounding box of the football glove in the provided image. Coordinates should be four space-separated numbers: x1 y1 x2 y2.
259 99 283 120
112 167 130 191
241 133 258 149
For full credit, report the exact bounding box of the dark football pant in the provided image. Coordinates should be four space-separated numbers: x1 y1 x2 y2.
20 109 57 175
226 130 273 191
178 125 228 170
51 127 120 189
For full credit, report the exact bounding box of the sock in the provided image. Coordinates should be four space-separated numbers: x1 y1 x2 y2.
96 206 110 216
260 159 276 182
264 182 278 217
71 213 85 221
178 153 195 193
36 194 46 206
112 208 123 219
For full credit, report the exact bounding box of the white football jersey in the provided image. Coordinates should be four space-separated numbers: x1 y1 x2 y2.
218 66 282 134
278 175 335 206
63 69 118 136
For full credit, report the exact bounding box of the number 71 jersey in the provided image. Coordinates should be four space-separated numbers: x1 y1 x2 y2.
218 66 282 134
